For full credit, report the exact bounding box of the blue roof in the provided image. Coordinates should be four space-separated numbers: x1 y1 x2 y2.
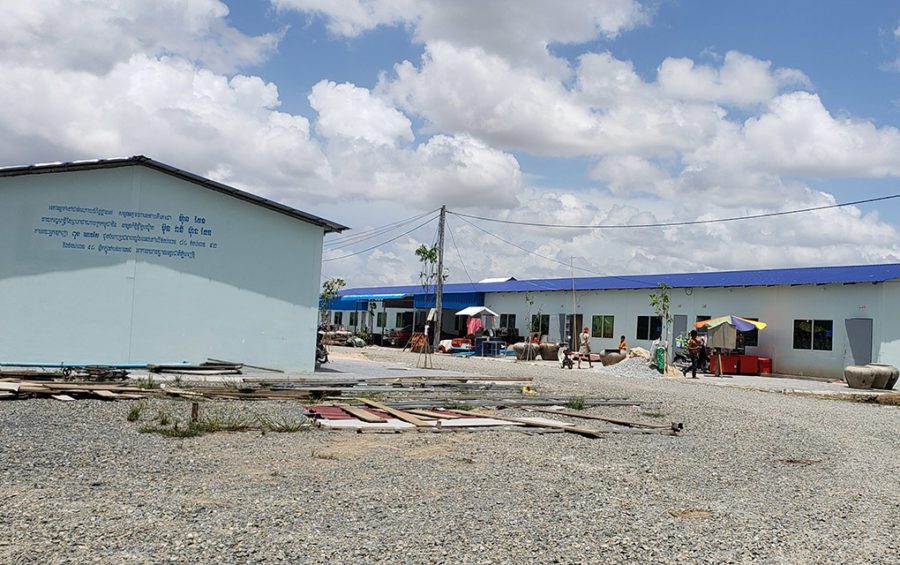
340 263 900 296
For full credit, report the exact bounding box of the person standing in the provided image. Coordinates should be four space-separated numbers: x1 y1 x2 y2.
682 330 701 378
577 325 593 369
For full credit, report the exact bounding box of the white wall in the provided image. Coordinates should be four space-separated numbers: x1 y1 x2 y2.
0 165 324 371
485 282 894 378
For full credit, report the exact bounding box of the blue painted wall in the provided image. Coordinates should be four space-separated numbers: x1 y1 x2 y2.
0 165 324 371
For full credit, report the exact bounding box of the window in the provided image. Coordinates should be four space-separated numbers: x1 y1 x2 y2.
349 311 358 326
636 315 662 340
500 313 516 329
531 314 550 336
376 312 386 328
793 319 833 351
695 315 711 336
395 312 405 327
333 311 343 325
591 315 614 339
741 317 759 347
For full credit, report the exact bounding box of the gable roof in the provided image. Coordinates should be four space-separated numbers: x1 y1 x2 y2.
0 156 348 233
341 263 900 297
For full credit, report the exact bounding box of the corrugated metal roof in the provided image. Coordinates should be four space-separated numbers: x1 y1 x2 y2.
0 156 348 233
341 263 900 296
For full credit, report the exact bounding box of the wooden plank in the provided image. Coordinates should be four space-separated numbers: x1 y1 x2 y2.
0 391 15 399
528 407 679 430
448 409 607 439
336 404 388 423
51 394 75 402
92 390 118 399
0 382 21 392
406 409 464 419
355 398 431 427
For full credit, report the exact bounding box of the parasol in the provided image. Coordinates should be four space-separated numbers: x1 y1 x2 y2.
695 315 766 332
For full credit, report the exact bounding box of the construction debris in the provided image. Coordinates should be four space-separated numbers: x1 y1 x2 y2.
303 401 682 439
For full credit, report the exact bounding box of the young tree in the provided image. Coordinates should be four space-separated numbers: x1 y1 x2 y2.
319 277 345 326
415 244 447 348
648 283 673 371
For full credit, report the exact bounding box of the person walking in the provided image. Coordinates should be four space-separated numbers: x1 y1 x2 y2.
682 330 701 378
577 325 593 369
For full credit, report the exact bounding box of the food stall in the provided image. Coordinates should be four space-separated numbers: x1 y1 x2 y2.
695 315 771 376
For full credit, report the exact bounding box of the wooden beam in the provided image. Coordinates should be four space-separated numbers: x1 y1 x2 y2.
406 409 463 419
527 407 680 430
336 404 388 423
448 409 606 439
0 382 21 392
355 398 431 427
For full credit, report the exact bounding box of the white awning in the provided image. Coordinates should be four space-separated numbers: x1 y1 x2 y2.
456 306 499 317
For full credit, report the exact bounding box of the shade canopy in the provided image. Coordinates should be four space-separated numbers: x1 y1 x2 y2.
456 306 499 317
695 315 767 332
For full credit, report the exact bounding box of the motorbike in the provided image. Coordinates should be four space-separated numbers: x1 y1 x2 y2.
557 341 574 369
316 330 329 367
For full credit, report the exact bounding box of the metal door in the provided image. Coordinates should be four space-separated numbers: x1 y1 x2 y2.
844 318 873 366
673 314 687 345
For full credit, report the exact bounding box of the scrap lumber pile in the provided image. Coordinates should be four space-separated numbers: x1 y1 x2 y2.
0 381 150 401
0 365 128 381
304 396 683 439
321 331 353 346
0 373 536 403
148 361 242 376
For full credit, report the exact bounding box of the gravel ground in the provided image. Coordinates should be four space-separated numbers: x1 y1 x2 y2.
2 347 899 564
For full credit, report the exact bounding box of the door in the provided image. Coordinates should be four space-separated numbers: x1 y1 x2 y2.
673 314 688 346
844 318 873 366
559 314 583 347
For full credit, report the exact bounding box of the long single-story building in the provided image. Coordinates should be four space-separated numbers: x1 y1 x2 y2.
0 156 346 372
334 264 900 379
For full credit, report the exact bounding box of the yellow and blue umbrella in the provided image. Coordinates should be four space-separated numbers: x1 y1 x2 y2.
694 315 767 332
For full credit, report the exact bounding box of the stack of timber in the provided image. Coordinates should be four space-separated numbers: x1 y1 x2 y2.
304 397 681 438
321 331 353 346
0 381 150 401
0 365 128 381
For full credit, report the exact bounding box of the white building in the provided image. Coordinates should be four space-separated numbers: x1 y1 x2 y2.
0 156 346 371
337 264 900 379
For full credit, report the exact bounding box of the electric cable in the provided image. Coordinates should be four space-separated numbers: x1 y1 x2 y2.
448 193 900 229
453 214 665 288
446 216 477 289
325 209 438 249
323 213 439 262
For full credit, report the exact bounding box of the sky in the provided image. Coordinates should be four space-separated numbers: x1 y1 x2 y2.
2 0 900 287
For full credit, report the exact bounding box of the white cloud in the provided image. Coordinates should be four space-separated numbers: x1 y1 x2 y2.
321 133 523 209
657 51 809 107
309 81 413 146
0 55 331 200
0 0 281 74
274 0 649 75
689 92 900 178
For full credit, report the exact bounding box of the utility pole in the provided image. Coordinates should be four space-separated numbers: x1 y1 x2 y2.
570 256 577 353
433 205 446 351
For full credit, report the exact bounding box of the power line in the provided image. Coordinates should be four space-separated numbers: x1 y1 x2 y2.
448 193 900 229
453 214 666 288
323 213 439 262
453 214 601 275
325 209 438 249
446 216 476 287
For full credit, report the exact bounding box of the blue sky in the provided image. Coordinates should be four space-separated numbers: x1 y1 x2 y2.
3 1 900 285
